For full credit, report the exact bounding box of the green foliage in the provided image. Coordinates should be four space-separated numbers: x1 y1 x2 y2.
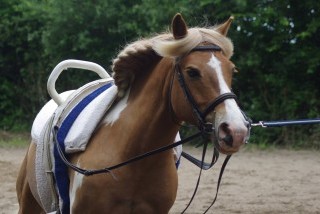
0 0 49 130
231 0 320 147
0 0 319 147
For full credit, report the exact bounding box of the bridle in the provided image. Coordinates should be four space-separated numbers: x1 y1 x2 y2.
53 44 246 213
170 44 241 213
170 45 238 135
171 45 238 134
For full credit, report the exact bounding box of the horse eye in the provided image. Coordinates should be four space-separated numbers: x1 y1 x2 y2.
187 68 201 78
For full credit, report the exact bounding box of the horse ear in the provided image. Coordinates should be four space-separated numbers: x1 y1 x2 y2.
216 16 234 36
171 13 188 39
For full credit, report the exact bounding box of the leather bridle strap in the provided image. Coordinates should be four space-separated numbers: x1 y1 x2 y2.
174 45 238 132
181 139 209 213
180 138 231 214
202 93 238 117
53 126 204 176
181 148 219 170
175 62 238 133
174 45 239 213
191 45 222 52
204 155 232 213
175 65 207 130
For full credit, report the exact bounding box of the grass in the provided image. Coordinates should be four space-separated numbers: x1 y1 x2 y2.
0 131 30 148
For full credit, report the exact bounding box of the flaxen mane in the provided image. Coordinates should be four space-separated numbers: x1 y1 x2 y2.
112 25 234 97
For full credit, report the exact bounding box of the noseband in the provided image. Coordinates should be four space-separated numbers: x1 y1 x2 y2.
172 45 238 134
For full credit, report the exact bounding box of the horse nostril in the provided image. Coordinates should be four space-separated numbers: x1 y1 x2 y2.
218 122 233 147
222 135 233 146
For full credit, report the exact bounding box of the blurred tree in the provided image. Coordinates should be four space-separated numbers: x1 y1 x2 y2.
0 0 49 130
0 0 319 147
231 0 320 146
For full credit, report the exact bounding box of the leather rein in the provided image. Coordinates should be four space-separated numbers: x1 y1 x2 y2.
53 44 240 213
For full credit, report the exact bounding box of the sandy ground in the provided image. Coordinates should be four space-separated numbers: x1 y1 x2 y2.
1 146 320 214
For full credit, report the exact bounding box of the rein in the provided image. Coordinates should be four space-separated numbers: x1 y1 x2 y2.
53 126 204 176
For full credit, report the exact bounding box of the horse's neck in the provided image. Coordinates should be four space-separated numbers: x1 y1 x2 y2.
107 58 179 155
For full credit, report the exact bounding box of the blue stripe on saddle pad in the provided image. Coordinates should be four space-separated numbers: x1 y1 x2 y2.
54 82 113 214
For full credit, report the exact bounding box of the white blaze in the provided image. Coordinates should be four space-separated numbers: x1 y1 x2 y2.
207 54 245 123
103 89 130 125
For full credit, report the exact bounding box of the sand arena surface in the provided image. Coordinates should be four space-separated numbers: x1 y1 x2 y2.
1 146 320 214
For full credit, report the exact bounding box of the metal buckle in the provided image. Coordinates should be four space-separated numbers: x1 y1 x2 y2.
251 121 266 128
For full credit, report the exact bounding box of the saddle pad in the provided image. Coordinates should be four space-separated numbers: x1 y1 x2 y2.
53 79 117 214
55 80 118 153
32 78 117 213
31 77 117 148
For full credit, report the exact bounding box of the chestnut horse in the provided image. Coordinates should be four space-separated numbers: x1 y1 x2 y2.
16 14 249 213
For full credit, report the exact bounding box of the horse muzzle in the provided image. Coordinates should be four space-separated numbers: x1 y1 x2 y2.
214 120 250 155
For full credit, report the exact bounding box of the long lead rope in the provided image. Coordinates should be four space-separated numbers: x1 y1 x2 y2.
251 118 320 127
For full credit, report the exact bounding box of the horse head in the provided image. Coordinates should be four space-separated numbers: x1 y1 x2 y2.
156 14 250 155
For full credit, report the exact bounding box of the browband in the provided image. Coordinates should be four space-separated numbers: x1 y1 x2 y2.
191 45 222 52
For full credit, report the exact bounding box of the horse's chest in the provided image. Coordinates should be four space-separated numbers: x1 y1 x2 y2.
70 169 178 213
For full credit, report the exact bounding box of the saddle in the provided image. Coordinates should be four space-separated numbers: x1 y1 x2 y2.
32 60 118 213
32 60 182 213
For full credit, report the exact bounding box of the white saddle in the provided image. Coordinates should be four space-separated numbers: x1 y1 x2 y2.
31 60 182 213
32 60 117 213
